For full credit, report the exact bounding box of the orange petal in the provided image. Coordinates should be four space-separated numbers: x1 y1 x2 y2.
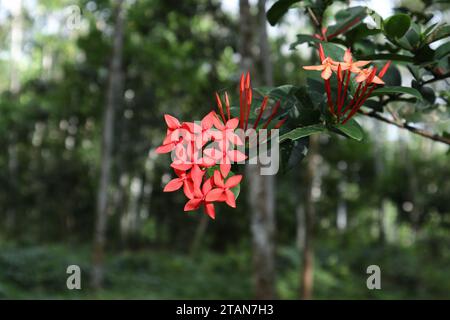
321 66 332 80
354 60 371 67
303 65 324 71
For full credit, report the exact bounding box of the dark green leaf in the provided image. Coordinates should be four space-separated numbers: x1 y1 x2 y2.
425 24 450 44
267 0 302 26
290 34 320 50
384 14 411 38
279 124 326 142
357 53 414 62
435 41 450 60
372 86 423 101
280 138 309 173
334 118 364 141
326 6 367 38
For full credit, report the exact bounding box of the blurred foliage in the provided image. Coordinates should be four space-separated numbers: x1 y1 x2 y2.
0 0 448 299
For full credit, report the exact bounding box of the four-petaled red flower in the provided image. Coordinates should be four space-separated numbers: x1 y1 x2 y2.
206 171 242 208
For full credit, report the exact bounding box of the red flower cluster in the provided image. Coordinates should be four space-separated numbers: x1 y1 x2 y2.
303 44 391 124
156 72 285 219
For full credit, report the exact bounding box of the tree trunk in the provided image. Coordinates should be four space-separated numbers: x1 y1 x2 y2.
373 121 386 243
92 0 125 289
239 0 277 299
301 135 319 300
7 0 23 234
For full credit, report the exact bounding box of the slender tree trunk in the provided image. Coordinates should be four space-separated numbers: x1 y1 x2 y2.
7 0 23 234
9 0 23 94
190 214 209 256
301 135 319 300
92 0 125 289
296 202 305 250
373 121 385 242
240 0 277 299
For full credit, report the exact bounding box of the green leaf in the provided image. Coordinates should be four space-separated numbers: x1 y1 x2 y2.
290 34 321 50
334 118 364 141
321 42 346 61
280 138 309 173
404 22 421 48
384 14 411 39
435 41 450 60
267 0 301 26
425 24 450 44
371 86 423 101
345 24 381 43
279 124 326 142
326 6 367 38
357 53 414 62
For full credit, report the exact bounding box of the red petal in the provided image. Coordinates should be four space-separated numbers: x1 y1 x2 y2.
202 177 214 195
171 162 192 171
164 114 181 129
163 178 183 192
184 198 202 211
205 188 225 202
183 180 195 199
225 175 242 188
213 170 225 188
224 189 236 208
203 148 222 161
227 132 244 146
219 163 231 179
204 203 215 219
212 112 225 130
190 164 204 189
228 150 247 162
201 111 215 130
156 143 175 154
226 118 239 130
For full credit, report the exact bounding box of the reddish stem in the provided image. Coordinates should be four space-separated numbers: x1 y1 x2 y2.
253 96 268 129
324 79 335 116
262 101 281 129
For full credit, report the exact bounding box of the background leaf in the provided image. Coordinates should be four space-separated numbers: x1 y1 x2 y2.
384 14 411 39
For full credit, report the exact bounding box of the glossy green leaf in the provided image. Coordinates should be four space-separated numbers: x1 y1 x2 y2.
334 118 364 141
290 34 321 50
280 138 309 173
267 0 302 26
326 6 367 38
371 86 423 101
357 53 414 62
279 124 326 142
425 24 450 44
435 41 450 60
384 14 411 38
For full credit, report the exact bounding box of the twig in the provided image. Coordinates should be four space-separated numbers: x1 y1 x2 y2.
421 72 450 85
306 7 321 29
358 109 450 145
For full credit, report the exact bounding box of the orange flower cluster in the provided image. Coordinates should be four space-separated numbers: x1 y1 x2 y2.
303 44 391 124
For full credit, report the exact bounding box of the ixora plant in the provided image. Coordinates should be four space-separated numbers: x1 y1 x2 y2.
157 1 450 218
156 73 285 218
